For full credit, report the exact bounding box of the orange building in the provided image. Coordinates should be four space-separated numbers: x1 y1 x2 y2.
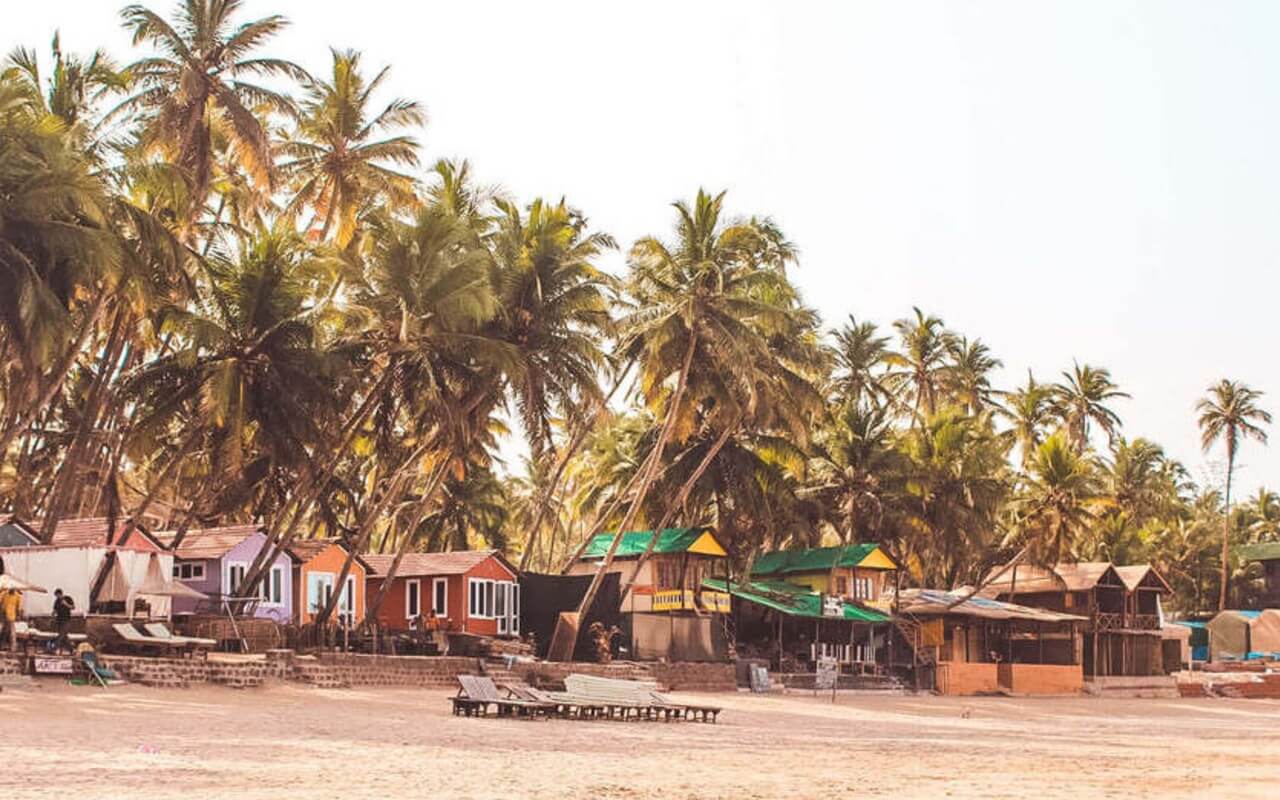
363 550 519 637
286 540 369 626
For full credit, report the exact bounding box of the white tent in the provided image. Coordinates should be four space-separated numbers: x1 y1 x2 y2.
0 545 174 617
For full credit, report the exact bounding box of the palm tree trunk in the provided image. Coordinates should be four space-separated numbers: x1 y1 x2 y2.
361 512 442 628
518 359 634 571
1219 450 1234 611
554 335 697 657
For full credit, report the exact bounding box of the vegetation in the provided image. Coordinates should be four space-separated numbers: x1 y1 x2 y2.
0 2 1273 616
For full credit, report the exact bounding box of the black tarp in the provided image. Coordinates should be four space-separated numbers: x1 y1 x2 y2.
520 571 621 661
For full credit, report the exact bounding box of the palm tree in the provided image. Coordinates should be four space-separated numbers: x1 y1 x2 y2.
280 48 424 248
4 33 128 147
1246 488 1280 544
804 401 900 543
1052 362 1129 453
1007 432 1103 567
995 370 1055 466
887 307 953 421
1197 379 1271 609
831 315 889 406
945 335 1002 414
116 0 307 225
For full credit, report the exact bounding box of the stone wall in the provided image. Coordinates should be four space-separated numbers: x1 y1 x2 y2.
650 661 737 692
314 652 482 688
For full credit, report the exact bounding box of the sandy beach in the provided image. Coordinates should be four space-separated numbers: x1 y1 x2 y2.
3 683 1278 799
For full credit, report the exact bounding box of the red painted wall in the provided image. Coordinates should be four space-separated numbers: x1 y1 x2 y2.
365 554 517 636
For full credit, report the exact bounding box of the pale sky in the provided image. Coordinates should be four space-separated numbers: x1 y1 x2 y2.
8 1 1279 496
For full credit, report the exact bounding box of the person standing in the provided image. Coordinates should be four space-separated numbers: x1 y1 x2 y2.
0 586 21 651
53 589 75 652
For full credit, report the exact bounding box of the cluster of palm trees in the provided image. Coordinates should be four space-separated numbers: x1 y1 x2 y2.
0 1 1272 619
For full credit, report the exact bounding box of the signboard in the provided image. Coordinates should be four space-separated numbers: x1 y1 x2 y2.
822 594 843 618
815 656 839 691
749 664 771 693
33 656 73 675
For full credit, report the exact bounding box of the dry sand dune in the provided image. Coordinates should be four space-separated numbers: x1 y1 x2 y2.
3 683 1278 799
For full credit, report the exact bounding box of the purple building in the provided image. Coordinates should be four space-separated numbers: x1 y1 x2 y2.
158 525 293 623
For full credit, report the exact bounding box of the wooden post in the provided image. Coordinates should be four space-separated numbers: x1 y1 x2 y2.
1038 622 1044 664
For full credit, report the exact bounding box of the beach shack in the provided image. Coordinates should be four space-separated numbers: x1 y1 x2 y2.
751 543 897 611
982 562 1170 677
157 525 294 623
0 516 174 617
1239 541 1280 608
567 528 732 660
363 550 520 637
896 588 1087 695
286 539 368 626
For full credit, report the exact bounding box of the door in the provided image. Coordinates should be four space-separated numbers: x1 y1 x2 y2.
496 580 508 635
307 572 335 618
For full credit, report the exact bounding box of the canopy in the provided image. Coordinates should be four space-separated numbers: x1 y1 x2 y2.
703 577 890 622
95 555 134 603
1207 610 1259 659
898 588 1086 623
0 573 47 593
136 554 207 600
1250 609 1280 654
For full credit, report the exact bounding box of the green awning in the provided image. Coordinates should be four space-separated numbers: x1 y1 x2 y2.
1239 541 1280 563
702 577 890 622
752 543 894 576
579 528 725 559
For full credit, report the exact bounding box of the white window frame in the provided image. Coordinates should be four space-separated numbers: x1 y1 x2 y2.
226 562 247 596
260 565 285 606
307 572 335 615
496 581 508 635
405 579 421 620
339 575 356 623
432 577 448 618
173 562 205 581
469 578 498 619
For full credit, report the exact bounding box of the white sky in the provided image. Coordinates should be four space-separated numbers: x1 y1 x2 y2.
8 1 1279 496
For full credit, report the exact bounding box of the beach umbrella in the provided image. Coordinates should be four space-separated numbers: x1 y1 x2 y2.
0 573 47 593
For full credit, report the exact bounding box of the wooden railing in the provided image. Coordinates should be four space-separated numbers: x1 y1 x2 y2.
650 589 730 613
1093 612 1125 631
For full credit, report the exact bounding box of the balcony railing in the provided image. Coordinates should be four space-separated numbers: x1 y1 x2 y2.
1091 611 1160 631
650 589 730 613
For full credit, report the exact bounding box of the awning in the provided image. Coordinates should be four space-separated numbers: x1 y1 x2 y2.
0 573 47 593
136 554 208 600
897 588 1088 623
703 578 890 622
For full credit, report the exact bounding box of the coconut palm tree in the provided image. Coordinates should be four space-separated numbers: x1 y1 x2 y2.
4 33 129 148
831 315 889 406
1197 379 1271 609
116 0 307 225
887 307 954 421
994 370 1055 466
1006 432 1103 567
1052 362 1129 453
280 48 424 248
945 335 1002 414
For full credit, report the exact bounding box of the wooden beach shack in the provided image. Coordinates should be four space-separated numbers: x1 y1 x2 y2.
750 543 898 612
896 588 1087 695
567 528 732 660
363 550 520 637
1239 541 1280 608
982 562 1171 677
286 539 369 626
158 525 294 623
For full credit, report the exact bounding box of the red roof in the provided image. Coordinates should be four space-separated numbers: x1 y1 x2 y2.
285 539 370 571
362 549 516 578
43 517 162 551
154 525 264 560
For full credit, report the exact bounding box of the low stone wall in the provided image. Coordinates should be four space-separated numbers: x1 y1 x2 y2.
511 660 657 688
97 654 274 689
651 662 737 692
313 652 482 688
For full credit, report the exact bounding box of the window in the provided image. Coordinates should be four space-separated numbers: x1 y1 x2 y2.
173 562 205 581
227 563 247 594
260 566 284 605
836 576 848 595
406 579 421 619
851 576 873 600
496 580 508 634
340 575 356 623
432 578 447 617
469 578 499 618
307 573 335 614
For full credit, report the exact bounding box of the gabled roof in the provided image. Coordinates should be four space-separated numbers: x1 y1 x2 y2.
154 525 265 560
702 577 889 622
363 549 517 578
981 562 1126 594
285 539 369 571
0 517 39 547
43 517 163 551
1239 541 1280 563
578 528 726 560
897 588 1088 623
752 544 897 576
1114 564 1172 594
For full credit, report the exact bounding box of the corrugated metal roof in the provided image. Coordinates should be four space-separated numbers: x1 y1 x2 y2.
1239 540 1280 562
578 528 725 559
897 588 1087 623
702 577 890 622
752 544 894 576
362 549 516 578
154 525 263 560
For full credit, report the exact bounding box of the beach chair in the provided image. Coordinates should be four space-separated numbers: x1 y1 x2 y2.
81 652 124 688
451 675 554 719
562 674 659 721
502 683 605 720
143 622 217 657
111 623 188 657
651 689 722 723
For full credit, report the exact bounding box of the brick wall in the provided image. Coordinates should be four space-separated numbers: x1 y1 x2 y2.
650 661 737 692
314 652 482 688
936 662 999 695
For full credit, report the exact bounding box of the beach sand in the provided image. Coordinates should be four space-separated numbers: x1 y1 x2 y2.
2 682 1277 799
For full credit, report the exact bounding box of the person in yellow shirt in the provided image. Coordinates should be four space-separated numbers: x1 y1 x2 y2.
0 587 22 651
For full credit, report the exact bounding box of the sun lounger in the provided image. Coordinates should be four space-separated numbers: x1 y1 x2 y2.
81 652 124 687
451 675 555 718
565 674 722 722
143 622 217 654
111 623 190 657
502 683 606 719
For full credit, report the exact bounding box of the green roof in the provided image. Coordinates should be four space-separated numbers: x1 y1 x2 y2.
579 527 723 560
752 544 889 576
702 577 890 622
1239 541 1280 563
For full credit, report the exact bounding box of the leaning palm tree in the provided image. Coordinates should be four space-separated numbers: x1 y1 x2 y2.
1197 379 1271 610
280 48 424 248
1052 362 1129 453
116 0 307 225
